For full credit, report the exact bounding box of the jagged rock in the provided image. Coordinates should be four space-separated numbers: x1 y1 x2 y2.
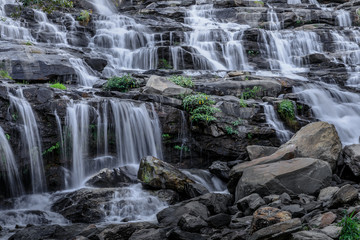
251 207 292 233
292 230 333 240
318 186 339 202
246 145 278 160
280 193 292 204
178 213 208 232
235 158 332 201
249 218 302 240
281 205 305 218
150 189 180 204
309 212 337 228
208 161 230 181
236 193 265 215
166 227 208 240
84 58 108 73
279 121 342 170
206 213 231 228
229 215 253 229
85 165 138 188
137 156 208 199
263 195 280 204
143 75 192 96
128 228 166 240
329 184 359 207
319 225 342 239
98 222 157 240
343 144 360 176
189 193 233 215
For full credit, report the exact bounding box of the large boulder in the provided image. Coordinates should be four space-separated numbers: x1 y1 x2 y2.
235 158 332 201
343 144 360 176
143 75 192 96
246 145 278 160
279 121 341 169
137 156 208 199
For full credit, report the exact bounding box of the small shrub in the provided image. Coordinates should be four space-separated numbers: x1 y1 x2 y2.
174 145 189 152
278 100 295 121
338 211 360 240
42 142 60 155
239 98 247 108
169 75 194 88
103 75 139 92
0 70 12 80
23 41 33 46
5 134 10 140
232 119 243 126
241 86 262 100
225 126 238 135
158 58 172 69
183 93 219 124
50 83 66 90
77 10 90 25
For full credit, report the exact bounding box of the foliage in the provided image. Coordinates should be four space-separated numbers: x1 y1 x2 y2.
278 100 295 121
158 58 172 69
5 134 10 140
254 0 264 6
77 10 90 25
15 0 73 14
241 86 262 100
232 119 243 126
183 93 219 124
247 133 253 139
42 142 60 155
239 98 247 108
103 75 139 92
0 70 12 80
50 82 66 90
174 145 189 152
169 75 194 88
338 211 360 240
225 126 238 135
162 134 171 140
24 41 33 46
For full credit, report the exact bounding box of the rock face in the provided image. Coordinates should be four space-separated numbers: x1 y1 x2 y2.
343 144 360 176
235 158 332 201
143 75 192 96
137 156 208 198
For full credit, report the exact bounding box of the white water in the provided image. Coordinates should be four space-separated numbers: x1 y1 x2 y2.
336 10 352 27
263 104 293 143
182 169 227 192
0 126 24 197
9 89 46 194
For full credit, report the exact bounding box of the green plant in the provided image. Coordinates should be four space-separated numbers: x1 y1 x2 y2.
0 70 12 80
278 100 295 121
77 10 90 25
232 119 243 126
24 41 33 46
244 76 249 81
103 75 139 92
169 75 194 88
239 98 247 108
15 0 73 14
183 93 220 124
241 86 262 100
247 133 253 139
174 145 190 152
5 134 10 140
11 113 18 121
225 126 238 135
42 142 60 155
162 134 171 139
50 83 67 90
158 58 172 69
254 0 264 6
338 211 360 240
297 104 303 110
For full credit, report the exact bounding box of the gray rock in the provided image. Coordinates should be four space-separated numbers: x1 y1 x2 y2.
237 193 265 214
208 161 230 181
246 145 278 160
330 184 359 207
129 228 166 240
166 227 208 240
207 213 231 228
251 207 292 233
189 193 233 215
280 192 292 204
309 212 337 228
143 75 192 96
281 204 305 218
263 195 280 204
235 158 332 201
319 225 342 239
249 218 302 240
343 144 360 176
178 213 208 233
229 215 253 229
292 230 333 240
37 88 54 103
318 186 339 202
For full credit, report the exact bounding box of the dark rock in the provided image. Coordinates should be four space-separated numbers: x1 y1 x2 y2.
150 189 180 204
343 144 360 177
207 213 231 228
98 222 156 240
128 228 166 240
329 184 359 207
292 230 333 240
280 193 292 205
318 186 339 202
36 88 54 104
190 193 233 215
84 58 108 73
208 161 230 181
178 213 208 232
229 215 253 229
236 193 265 215
249 218 302 240
166 227 208 240
281 205 305 218
251 207 292 233
246 145 278 160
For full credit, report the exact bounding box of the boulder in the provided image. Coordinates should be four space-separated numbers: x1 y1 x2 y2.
137 156 208 198
329 184 359 207
249 218 302 240
85 165 138 188
343 144 360 176
97 222 156 240
292 230 333 240
279 121 341 169
246 145 278 160
318 186 339 202
208 161 230 181
235 158 332 201
229 215 253 229
206 213 231 228
128 228 166 240
309 212 337 228
178 213 208 232
251 207 292 233
236 193 265 215
319 225 342 239
281 205 305 218
143 75 192 96
166 227 208 240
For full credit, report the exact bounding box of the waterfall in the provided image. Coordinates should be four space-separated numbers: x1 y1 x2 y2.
64 100 163 188
263 104 293 143
0 126 24 197
294 83 360 145
336 10 352 27
9 89 46 194
69 58 99 87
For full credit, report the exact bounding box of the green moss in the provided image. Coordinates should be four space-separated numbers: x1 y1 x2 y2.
50 83 66 90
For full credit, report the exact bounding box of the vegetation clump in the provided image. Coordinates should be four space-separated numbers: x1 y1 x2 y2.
277 99 295 121
77 10 91 25
158 59 172 69
103 75 139 92
241 86 262 100
169 75 194 88
338 211 360 240
183 93 219 124
15 0 73 14
50 83 66 90
0 70 12 80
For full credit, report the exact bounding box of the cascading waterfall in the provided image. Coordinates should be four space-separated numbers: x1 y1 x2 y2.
336 10 352 27
0 126 24 197
64 100 163 188
9 89 46 194
263 104 293 143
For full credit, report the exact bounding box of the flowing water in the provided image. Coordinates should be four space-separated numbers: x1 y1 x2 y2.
263 104 293 143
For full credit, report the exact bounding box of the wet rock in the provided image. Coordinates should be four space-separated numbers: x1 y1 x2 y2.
246 145 278 160
235 158 332 201
279 121 342 170
36 88 54 104
251 207 292 233
249 218 302 240
236 193 265 215
84 58 108 73
137 156 208 199
178 213 208 232
329 184 359 207
190 193 233 215
208 161 230 181
309 212 337 228
85 165 138 188
143 75 192 96
292 230 333 240
343 144 360 176
150 189 180 204
128 228 166 240
207 213 231 228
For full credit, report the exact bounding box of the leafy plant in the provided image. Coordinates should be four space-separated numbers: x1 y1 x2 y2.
254 0 264 6
338 211 360 240
247 133 253 139
162 134 171 139
103 75 139 92
50 83 66 90
225 126 238 135
241 86 262 100
42 142 60 155
278 100 295 121
239 98 247 108
0 70 12 80
174 145 190 152
169 75 194 88
232 119 243 126
183 93 219 124
5 134 10 140
158 59 172 69
15 0 73 14
77 10 91 25
24 41 33 46
11 113 18 121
